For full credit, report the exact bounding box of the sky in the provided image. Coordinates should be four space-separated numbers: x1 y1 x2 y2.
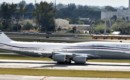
0 0 129 7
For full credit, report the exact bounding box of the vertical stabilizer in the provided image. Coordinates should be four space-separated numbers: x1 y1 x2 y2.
0 32 12 43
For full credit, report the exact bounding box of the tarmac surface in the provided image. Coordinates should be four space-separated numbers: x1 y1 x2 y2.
0 75 130 80
0 59 130 71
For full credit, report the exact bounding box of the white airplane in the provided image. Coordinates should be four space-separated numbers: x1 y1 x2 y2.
0 32 130 64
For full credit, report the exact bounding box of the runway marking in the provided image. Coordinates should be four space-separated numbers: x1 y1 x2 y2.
40 76 47 80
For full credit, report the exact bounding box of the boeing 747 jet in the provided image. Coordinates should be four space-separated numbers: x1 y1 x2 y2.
0 32 130 64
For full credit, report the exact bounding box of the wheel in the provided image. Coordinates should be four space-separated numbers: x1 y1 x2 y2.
65 58 72 64
57 59 72 64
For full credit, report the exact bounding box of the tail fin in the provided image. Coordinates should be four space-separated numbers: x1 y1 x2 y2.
0 32 12 43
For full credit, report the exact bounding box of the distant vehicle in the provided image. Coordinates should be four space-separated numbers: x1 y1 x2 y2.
111 31 120 35
0 32 130 64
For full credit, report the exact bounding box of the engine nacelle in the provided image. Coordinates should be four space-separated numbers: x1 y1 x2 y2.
52 54 66 62
73 56 87 64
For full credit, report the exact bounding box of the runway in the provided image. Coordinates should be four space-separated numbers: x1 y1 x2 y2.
0 59 130 71
0 75 130 80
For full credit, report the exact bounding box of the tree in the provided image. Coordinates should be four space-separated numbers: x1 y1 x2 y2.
0 3 12 19
23 22 33 30
0 22 3 30
0 3 17 19
94 23 105 34
56 4 66 10
104 6 117 11
57 4 101 21
94 21 110 34
111 15 117 21
72 27 77 33
10 3 17 18
34 2 55 32
12 23 21 32
18 0 27 20
25 3 35 19
112 19 130 34
26 3 34 12
0 3 17 31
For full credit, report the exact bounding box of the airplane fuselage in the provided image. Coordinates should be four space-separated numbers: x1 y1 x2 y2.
1 41 130 59
0 32 130 64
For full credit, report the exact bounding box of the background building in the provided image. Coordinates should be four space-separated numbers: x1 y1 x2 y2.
55 18 70 30
101 0 130 21
55 18 90 33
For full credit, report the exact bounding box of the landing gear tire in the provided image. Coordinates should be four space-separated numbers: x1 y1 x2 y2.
65 58 71 64
57 59 72 64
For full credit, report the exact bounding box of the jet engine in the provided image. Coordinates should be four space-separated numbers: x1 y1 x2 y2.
52 54 87 64
52 54 72 64
73 56 87 64
52 54 66 62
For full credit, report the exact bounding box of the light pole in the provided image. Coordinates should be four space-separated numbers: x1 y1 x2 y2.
55 0 56 9
104 20 107 35
35 0 36 4
54 0 57 32
54 0 57 16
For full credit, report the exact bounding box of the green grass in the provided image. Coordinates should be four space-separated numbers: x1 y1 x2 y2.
0 54 130 63
0 68 130 78
89 59 130 63
0 54 130 78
